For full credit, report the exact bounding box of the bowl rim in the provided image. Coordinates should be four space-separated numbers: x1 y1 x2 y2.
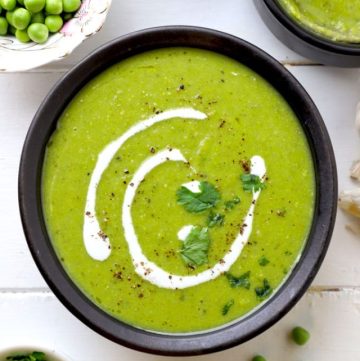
262 0 360 54
18 25 337 356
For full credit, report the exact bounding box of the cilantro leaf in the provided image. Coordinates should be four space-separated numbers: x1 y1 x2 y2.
226 271 251 289
241 173 265 193
6 352 47 361
255 279 273 300
258 256 269 266
224 196 241 210
176 181 220 213
222 299 234 315
207 212 225 227
180 227 210 267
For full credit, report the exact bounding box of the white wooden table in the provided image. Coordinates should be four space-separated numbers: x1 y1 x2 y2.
1 1 360 360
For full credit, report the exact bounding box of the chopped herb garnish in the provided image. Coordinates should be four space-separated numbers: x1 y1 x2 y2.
258 256 270 266
241 173 265 193
180 227 210 267
224 196 241 210
255 279 273 300
207 212 225 227
222 299 234 315
176 181 220 213
226 271 251 289
6 351 47 361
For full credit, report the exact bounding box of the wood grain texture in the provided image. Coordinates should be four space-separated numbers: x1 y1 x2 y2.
0 290 359 360
0 0 359 358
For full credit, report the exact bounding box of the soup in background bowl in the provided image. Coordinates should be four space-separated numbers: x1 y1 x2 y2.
255 0 360 67
19 26 337 355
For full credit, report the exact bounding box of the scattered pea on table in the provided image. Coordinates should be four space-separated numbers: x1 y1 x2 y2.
291 326 311 346
252 355 266 361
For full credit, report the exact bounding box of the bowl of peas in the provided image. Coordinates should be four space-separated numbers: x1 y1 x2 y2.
0 0 112 71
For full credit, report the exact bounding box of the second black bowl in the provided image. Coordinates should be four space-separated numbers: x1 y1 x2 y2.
255 0 360 67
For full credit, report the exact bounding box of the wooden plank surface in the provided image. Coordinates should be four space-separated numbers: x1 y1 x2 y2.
47 0 310 68
0 289 359 360
0 0 359 359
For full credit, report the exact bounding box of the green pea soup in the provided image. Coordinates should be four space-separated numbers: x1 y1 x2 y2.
278 0 360 43
42 47 315 333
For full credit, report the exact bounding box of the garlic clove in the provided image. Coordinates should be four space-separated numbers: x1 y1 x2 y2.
350 160 360 181
338 189 360 218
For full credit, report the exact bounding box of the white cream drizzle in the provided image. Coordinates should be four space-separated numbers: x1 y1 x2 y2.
82 107 267 290
121 153 266 289
83 108 207 261
182 180 201 193
177 225 195 242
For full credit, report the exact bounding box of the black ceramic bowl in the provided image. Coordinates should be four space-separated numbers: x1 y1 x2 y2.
255 0 360 67
18 26 337 356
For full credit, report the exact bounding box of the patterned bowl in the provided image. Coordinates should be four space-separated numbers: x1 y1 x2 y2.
0 0 112 72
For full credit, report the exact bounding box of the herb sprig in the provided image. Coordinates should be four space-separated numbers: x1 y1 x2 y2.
226 271 251 289
241 174 265 193
255 279 273 300
258 256 269 267
207 212 225 227
176 181 220 213
222 299 234 315
180 227 210 267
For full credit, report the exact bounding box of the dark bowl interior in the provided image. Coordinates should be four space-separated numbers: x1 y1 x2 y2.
18 26 337 356
255 0 360 67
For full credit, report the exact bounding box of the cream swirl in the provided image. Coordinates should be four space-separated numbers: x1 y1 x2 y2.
83 107 266 289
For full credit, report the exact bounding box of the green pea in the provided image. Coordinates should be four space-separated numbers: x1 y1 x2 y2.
12 7 31 30
45 0 62 15
291 326 310 346
31 11 45 23
5 9 15 25
15 28 30 42
45 14 62 32
27 22 48 43
0 16 8 35
0 0 16 11
17 0 25 5
252 356 266 361
62 0 80 13
24 0 45 13
8 23 15 34
0 5 2 13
